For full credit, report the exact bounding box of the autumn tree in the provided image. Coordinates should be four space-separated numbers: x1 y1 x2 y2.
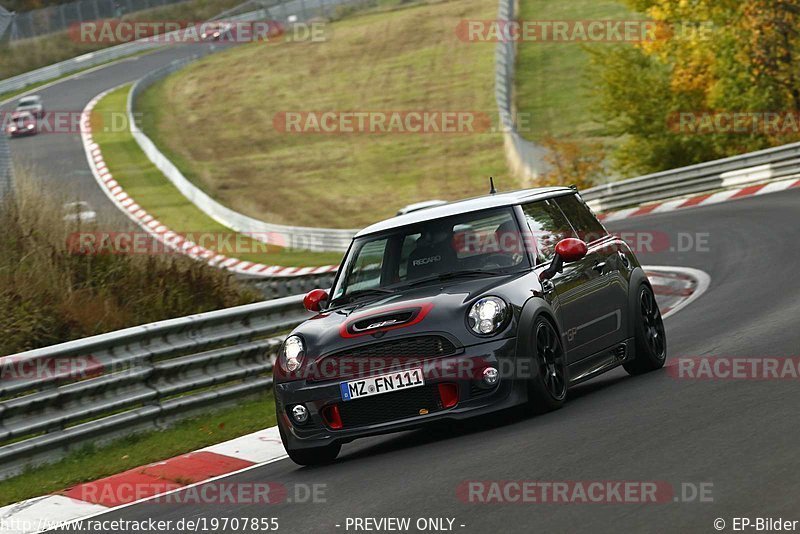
592 0 800 174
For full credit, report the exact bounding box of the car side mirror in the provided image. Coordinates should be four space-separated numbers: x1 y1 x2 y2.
539 238 588 282
303 289 329 312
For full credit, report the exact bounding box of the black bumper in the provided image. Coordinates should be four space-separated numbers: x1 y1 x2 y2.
8 130 37 138
274 336 527 450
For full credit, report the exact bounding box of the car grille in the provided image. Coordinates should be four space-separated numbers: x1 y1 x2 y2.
338 384 443 427
331 335 457 360
311 336 458 381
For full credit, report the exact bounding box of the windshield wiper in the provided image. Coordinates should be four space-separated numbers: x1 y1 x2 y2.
338 287 397 304
405 269 504 287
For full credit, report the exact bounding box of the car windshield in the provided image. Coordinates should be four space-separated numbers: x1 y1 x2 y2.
18 98 37 106
330 207 530 304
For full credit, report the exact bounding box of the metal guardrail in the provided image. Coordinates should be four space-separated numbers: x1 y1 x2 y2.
581 141 800 212
250 270 335 298
0 32 164 96
0 295 311 480
129 56 359 253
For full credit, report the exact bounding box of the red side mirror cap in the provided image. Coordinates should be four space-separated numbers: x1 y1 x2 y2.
303 289 329 312
555 238 588 263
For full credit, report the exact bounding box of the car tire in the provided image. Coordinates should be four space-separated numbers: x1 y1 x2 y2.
279 424 341 466
623 283 667 375
526 316 567 414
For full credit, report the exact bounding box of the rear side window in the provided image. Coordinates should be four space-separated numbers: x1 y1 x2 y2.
521 200 575 264
554 194 607 243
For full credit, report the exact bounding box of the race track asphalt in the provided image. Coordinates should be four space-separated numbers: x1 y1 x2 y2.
57 188 800 533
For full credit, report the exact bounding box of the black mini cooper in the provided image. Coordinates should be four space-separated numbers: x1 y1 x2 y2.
274 187 667 465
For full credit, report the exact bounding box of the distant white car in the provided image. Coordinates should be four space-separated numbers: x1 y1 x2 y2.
396 200 448 216
63 201 97 224
16 95 45 119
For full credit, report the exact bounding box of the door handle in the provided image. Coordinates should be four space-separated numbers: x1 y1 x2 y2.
541 279 555 294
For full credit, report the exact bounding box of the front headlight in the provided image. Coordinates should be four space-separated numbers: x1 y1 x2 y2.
467 296 509 336
280 335 305 372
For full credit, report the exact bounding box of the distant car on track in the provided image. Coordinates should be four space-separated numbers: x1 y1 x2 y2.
6 111 38 138
200 22 233 41
63 201 97 224
15 95 45 119
275 186 667 465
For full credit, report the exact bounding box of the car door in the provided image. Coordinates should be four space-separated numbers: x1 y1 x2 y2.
521 199 595 364
552 194 629 358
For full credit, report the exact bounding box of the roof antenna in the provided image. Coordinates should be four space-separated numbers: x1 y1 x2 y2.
489 176 497 195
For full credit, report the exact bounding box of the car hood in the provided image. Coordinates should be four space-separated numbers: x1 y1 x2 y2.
292 273 527 357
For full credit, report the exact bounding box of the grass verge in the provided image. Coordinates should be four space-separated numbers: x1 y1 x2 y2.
92 86 343 266
137 0 508 229
0 393 277 507
515 0 637 142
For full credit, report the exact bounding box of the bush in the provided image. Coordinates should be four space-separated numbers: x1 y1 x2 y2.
0 172 260 355
537 137 605 190
590 0 800 175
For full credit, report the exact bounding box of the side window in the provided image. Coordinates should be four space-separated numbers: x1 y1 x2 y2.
452 211 518 261
522 200 575 264
348 238 388 292
554 194 607 243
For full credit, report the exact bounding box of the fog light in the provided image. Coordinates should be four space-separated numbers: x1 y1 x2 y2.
482 367 499 386
291 404 309 424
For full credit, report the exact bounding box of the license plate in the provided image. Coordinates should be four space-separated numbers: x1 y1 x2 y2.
340 368 424 401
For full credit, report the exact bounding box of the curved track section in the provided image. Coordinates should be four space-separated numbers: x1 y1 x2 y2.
0 44 225 222
52 189 800 532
